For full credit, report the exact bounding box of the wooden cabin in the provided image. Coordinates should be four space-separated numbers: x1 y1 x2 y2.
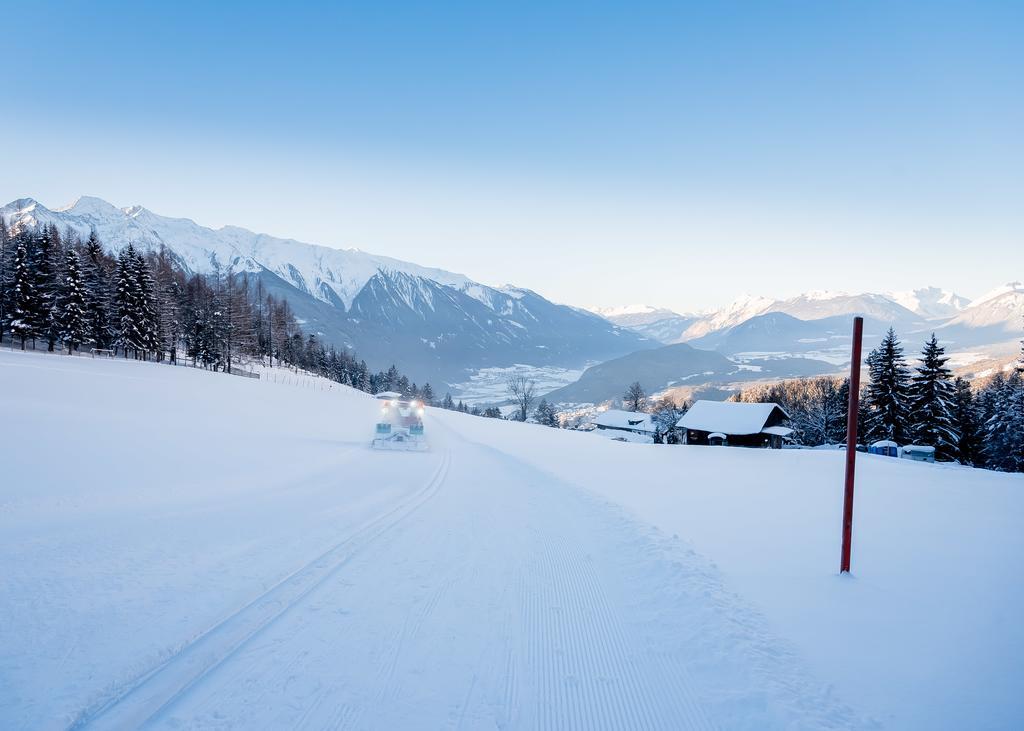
676 400 793 449
592 409 657 440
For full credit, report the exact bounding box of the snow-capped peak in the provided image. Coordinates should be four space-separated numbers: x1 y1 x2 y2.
971 282 1023 308
888 286 970 319
55 195 123 217
681 294 775 339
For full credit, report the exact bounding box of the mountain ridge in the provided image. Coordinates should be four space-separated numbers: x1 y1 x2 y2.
2 196 652 387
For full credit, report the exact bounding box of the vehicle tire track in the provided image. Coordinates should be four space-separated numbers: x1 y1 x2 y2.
69 449 452 731
524 527 714 731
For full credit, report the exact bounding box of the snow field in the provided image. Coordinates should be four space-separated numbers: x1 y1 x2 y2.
2 349 1022 729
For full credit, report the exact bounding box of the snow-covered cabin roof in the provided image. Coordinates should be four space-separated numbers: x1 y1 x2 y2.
902 445 935 454
762 425 795 437
592 409 656 434
871 440 899 448
677 400 790 435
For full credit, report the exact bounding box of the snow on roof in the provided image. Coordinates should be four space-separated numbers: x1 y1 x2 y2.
375 391 403 400
761 426 794 437
871 440 899 448
592 409 656 433
677 400 789 435
902 445 935 453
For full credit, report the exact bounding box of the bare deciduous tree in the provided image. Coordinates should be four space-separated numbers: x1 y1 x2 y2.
506 375 537 421
623 381 647 412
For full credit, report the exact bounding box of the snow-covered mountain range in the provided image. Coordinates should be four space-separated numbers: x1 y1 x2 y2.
574 284 1021 405
4 196 1018 400
1 197 651 386
597 284 1017 348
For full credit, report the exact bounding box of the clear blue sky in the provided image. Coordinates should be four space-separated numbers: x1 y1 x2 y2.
2 1 1021 311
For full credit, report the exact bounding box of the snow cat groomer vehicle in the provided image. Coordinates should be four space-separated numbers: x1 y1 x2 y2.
372 391 428 451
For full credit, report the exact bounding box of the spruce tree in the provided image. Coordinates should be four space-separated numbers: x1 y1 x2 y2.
57 248 87 354
951 377 981 466
33 226 61 351
133 250 159 359
113 245 143 357
983 372 1024 472
384 364 401 391
534 398 559 427
82 231 112 349
9 240 37 349
909 334 958 460
0 217 10 342
864 328 912 444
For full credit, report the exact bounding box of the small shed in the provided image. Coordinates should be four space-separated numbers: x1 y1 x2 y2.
869 440 900 457
901 445 936 463
676 400 792 449
592 410 656 439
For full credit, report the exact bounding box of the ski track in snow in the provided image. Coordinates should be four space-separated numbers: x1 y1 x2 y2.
72 451 453 731
71 422 870 731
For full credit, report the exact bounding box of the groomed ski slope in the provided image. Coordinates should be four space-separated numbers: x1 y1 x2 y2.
1 350 1021 730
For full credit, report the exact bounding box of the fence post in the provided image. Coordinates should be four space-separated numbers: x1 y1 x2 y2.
840 316 864 574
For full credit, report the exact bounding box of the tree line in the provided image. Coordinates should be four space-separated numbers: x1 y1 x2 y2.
733 328 1024 472
0 220 438 401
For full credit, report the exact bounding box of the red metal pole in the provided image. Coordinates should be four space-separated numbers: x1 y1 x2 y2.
840 316 864 574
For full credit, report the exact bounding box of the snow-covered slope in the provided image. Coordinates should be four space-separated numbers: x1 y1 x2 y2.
889 286 970 319
2 196 473 309
934 282 1024 348
679 294 776 340
3 350 1021 729
1 197 650 386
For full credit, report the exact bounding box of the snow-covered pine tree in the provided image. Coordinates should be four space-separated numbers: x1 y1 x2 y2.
420 383 435 405
133 249 159 359
57 248 88 354
442 392 455 410
9 239 37 349
908 333 958 460
113 244 143 357
534 398 559 427
802 377 845 445
353 360 370 391
81 231 112 350
32 226 61 351
156 272 183 364
383 364 401 392
0 216 11 342
951 377 981 466
863 328 912 444
650 397 683 443
982 371 1024 472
